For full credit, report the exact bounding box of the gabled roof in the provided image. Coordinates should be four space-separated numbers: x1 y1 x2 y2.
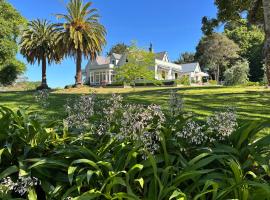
95 56 110 65
181 62 200 73
155 52 167 61
111 53 122 60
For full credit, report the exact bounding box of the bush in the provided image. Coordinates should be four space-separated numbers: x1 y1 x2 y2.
162 80 176 86
243 81 260 86
224 60 249 86
176 76 190 86
0 60 26 86
209 80 217 85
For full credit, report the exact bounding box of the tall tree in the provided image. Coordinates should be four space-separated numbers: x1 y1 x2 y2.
196 33 240 83
224 20 265 81
174 52 196 64
56 0 106 87
202 0 270 86
107 43 128 56
20 19 61 89
0 0 26 85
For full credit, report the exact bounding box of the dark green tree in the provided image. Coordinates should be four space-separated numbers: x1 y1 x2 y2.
196 33 240 83
201 0 270 86
174 52 196 64
0 0 26 85
107 43 128 56
225 20 265 82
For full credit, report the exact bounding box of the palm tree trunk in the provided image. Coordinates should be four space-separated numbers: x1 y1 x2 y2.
41 56 48 89
75 49 82 86
263 0 270 86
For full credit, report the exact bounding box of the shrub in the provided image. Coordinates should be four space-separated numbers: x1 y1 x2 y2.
209 80 217 85
0 60 26 86
243 81 260 86
224 59 249 86
176 76 190 86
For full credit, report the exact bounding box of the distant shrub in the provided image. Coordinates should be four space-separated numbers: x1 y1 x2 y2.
177 76 190 86
243 81 260 86
209 80 217 85
224 60 249 86
162 80 176 86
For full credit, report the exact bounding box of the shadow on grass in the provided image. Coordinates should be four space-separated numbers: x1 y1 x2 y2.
1 87 270 122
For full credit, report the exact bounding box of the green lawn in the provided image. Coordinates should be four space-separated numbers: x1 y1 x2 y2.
0 86 270 122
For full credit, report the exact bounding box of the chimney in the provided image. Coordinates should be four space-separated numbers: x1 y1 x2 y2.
149 43 153 53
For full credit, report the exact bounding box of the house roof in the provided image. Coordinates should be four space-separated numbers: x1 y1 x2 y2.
112 53 122 60
155 52 167 60
95 56 110 65
181 62 200 73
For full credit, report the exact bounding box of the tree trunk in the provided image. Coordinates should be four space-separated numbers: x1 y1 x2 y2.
263 0 270 86
216 65 220 84
75 49 82 86
40 57 48 89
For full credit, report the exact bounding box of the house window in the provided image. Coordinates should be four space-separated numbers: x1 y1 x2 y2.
90 74 94 83
112 60 116 65
102 72 106 82
175 73 178 79
95 72 100 83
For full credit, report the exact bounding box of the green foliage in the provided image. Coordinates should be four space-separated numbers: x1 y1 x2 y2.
107 43 128 56
0 0 26 85
56 0 106 86
0 60 26 86
196 33 240 83
115 44 155 86
176 76 190 86
174 52 196 64
224 60 249 86
224 20 265 82
208 80 217 85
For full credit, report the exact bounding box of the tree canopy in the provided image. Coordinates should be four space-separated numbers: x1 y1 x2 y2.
115 45 155 86
224 20 265 81
107 43 128 56
0 0 26 85
201 0 270 86
196 33 240 82
174 52 196 64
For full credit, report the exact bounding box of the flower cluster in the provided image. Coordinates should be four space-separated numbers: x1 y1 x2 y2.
90 94 165 157
96 94 124 135
206 107 238 141
64 94 96 130
176 120 206 145
176 107 238 145
34 89 50 108
119 104 165 156
0 176 40 196
169 90 184 116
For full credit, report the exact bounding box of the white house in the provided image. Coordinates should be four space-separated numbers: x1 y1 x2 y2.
84 49 208 85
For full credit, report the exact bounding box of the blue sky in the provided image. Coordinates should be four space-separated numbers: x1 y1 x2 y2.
9 0 219 87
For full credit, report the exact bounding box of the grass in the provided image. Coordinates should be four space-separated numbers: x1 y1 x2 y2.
0 86 270 123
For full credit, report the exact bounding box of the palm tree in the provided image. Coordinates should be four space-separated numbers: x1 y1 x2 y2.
263 0 270 86
20 19 61 89
55 0 106 86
